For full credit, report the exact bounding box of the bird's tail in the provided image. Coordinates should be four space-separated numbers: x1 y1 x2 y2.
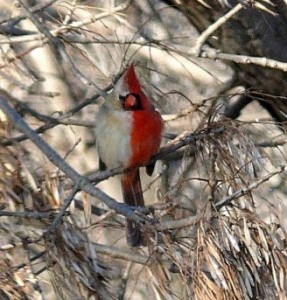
121 169 145 246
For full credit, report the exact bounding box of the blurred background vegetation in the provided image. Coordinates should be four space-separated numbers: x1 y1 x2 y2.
0 0 287 299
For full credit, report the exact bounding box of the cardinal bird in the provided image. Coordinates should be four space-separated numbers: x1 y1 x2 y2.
95 64 163 246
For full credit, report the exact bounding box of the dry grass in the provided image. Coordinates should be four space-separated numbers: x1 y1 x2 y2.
1 99 287 299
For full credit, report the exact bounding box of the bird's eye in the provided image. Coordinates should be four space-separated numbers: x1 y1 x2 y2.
119 93 142 111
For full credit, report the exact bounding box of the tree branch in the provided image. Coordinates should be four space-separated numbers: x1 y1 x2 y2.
192 3 243 55
199 48 287 72
0 210 59 219
215 166 285 209
0 0 133 45
0 91 142 222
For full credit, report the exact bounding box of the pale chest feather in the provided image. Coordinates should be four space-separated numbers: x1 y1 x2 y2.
96 108 132 168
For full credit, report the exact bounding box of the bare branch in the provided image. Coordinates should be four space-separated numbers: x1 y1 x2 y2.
156 214 200 231
46 186 79 233
215 166 285 209
199 48 287 72
0 0 57 26
0 210 59 219
192 4 243 55
0 93 105 146
0 0 133 45
0 91 142 222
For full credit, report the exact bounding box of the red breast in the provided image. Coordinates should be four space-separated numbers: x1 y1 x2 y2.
124 64 164 168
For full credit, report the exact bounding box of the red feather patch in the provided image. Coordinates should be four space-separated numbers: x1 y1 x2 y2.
124 63 141 93
129 110 163 167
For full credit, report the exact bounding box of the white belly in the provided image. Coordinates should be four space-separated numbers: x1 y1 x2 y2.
95 107 132 169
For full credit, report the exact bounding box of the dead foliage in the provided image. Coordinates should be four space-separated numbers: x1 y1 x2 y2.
0 1 287 299
1 97 287 299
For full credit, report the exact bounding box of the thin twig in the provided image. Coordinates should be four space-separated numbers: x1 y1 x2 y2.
0 210 59 219
62 0 77 26
153 126 225 160
255 140 287 148
119 262 133 300
46 186 79 233
0 0 133 45
0 0 58 26
199 48 287 72
0 82 116 146
156 214 200 231
15 100 94 127
74 199 107 216
192 4 243 55
215 166 285 209
19 0 60 56
84 126 225 186
0 92 143 222
20 0 105 93
14 251 46 270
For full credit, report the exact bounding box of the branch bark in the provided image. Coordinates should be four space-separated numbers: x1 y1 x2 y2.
0 91 142 222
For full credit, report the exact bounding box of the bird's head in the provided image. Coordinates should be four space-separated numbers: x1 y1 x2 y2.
104 63 153 112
